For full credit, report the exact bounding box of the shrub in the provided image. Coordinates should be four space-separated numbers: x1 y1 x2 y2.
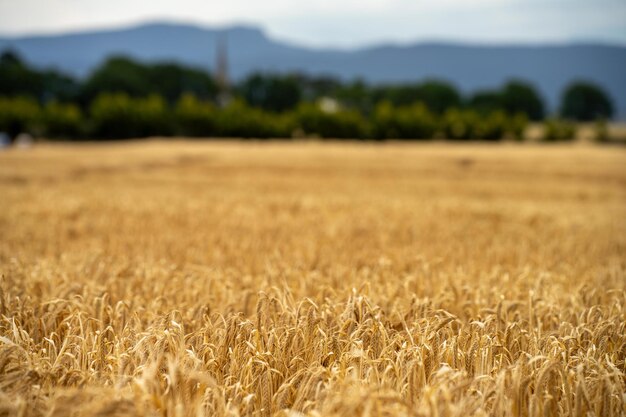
442 109 526 141
473 110 508 141
593 119 609 143
89 93 171 139
295 103 368 139
0 96 40 139
542 118 576 142
215 100 293 139
442 109 479 140
271 112 297 139
174 94 217 137
372 101 437 140
41 101 82 139
506 112 529 141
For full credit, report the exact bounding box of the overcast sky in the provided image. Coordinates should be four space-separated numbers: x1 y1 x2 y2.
0 0 625 47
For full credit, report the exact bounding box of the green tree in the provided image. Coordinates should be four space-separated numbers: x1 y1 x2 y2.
500 81 545 121
414 80 462 114
239 73 302 112
0 50 79 103
41 101 82 138
372 101 437 140
0 96 40 138
89 93 170 138
336 79 375 114
295 103 368 139
297 75 342 101
215 99 293 138
468 81 544 121
442 109 478 140
0 50 43 98
81 56 218 106
148 63 217 103
174 94 216 137
373 84 420 107
373 81 461 114
40 70 80 103
560 81 614 121
80 57 152 104
467 91 502 114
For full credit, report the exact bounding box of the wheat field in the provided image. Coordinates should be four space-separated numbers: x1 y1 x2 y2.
0 140 625 417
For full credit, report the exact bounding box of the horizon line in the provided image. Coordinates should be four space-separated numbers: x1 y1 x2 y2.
1 18 625 51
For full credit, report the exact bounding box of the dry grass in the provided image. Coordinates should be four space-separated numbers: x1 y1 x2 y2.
1 140 625 417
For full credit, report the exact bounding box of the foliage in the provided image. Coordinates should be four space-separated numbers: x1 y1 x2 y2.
0 96 40 138
0 50 45 99
1 49 618 142
374 80 462 114
149 62 218 103
40 101 82 139
468 81 544 121
239 73 302 112
80 57 153 104
335 79 377 114
372 101 438 140
442 109 527 141
0 50 80 102
174 94 217 137
467 91 502 114
297 74 342 101
80 56 217 105
89 93 171 139
507 112 529 141
499 81 545 121
414 80 462 114
542 118 577 142
442 109 480 140
39 70 81 103
473 110 509 141
295 103 368 139
560 81 614 121
593 119 609 143
215 99 294 139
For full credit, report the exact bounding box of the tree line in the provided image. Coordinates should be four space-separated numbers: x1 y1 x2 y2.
0 50 615 141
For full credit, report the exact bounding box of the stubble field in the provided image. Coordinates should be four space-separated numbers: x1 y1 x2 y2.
0 140 625 416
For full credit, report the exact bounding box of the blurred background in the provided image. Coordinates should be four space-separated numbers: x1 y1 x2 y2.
0 0 624 143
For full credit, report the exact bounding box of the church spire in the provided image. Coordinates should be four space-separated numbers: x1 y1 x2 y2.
216 34 231 107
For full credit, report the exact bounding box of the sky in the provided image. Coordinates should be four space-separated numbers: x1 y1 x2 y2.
0 0 625 47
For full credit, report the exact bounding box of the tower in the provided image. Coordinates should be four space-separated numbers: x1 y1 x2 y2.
215 34 231 107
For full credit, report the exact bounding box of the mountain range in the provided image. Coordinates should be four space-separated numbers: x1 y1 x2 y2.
1 22 625 117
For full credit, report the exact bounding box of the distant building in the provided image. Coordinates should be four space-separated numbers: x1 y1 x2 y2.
14 133 34 149
319 97 340 114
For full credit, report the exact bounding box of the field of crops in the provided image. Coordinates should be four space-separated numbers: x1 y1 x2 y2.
1 140 625 417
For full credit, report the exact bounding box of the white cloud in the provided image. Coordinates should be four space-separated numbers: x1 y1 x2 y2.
0 0 624 46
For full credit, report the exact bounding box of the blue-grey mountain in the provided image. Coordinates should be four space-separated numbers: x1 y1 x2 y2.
1 22 624 117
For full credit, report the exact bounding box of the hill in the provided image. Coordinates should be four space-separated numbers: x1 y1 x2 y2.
1 22 625 116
